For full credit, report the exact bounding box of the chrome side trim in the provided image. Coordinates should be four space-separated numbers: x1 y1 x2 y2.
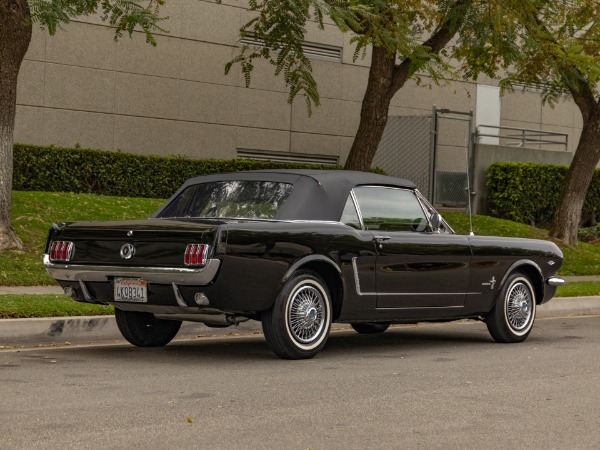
349 190 365 230
352 257 375 296
376 305 465 310
547 277 565 287
44 254 221 286
352 257 479 297
78 280 94 302
172 283 188 307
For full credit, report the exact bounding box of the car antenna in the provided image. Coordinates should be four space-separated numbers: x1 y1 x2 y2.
466 117 474 237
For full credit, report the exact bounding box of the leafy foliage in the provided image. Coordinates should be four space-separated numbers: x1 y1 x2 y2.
493 1 600 107
486 162 600 227
29 0 167 45
12 144 356 199
226 0 479 114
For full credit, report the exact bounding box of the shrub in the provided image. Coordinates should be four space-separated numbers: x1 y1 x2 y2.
486 162 600 227
13 144 356 199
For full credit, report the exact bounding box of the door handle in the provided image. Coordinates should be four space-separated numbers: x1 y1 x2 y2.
373 236 391 248
373 236 391 242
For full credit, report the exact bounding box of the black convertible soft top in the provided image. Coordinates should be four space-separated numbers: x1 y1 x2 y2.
153 169 417 221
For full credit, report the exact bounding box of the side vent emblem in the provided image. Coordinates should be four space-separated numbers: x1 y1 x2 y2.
120 243 136 260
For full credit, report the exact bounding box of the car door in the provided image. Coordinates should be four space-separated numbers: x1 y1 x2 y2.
352 186 471 309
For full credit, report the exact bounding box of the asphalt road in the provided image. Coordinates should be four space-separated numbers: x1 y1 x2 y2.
1 315 599 450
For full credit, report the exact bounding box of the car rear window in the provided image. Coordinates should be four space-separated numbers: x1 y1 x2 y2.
158 181 294 219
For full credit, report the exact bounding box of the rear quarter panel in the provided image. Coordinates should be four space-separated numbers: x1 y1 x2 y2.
205 221 371 312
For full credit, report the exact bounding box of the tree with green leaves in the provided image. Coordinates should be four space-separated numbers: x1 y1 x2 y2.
497 0 600 245
0 0 165 252
230 0 598 245
226 0 529 171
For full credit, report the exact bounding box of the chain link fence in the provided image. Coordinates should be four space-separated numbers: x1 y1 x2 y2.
372 115 432 199
373 108 473 211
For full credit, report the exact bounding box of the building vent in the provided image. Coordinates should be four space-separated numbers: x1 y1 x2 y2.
240 34 342 63
237 149 339 166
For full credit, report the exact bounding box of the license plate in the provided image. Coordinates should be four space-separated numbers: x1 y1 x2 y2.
114 278 147 303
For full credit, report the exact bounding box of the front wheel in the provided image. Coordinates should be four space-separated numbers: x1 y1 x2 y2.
115 309 182 347
486 273 536 343
262 271 332 359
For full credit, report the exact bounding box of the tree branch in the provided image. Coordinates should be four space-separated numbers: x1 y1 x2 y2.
390 0 470 94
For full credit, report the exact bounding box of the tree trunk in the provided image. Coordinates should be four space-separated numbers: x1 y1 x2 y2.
550 109 600 244
0 0 31 251
344 1 468 172
344 47 396 171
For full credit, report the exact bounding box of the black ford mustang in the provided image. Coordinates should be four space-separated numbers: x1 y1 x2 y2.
44 170 564 359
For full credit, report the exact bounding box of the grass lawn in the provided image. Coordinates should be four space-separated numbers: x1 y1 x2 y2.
444 213 600 276
1 191 162 286
0 295 113 319
1 192 600 319
555 281 600 298
2 190 600 285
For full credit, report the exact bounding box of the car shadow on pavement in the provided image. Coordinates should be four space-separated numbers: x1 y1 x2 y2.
74 321 497 363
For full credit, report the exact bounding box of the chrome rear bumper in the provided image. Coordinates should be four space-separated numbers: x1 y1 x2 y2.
43 254 221 286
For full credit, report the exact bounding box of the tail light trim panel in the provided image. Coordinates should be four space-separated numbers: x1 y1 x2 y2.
184 244 210 267
50 241 75 262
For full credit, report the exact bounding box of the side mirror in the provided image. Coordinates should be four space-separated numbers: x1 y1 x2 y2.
430 213 442 232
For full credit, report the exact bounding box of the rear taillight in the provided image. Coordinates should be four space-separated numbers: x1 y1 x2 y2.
50 241 74 262
184 244 209 266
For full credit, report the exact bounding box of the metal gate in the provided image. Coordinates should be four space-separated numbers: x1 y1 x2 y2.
373 106 473 210
431 107 473 208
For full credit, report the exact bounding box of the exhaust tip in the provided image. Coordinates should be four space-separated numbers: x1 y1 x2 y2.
63 286 77 300
194 293 210 306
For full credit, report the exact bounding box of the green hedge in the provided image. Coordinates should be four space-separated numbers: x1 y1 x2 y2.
486 162 600 227
13 144 349 199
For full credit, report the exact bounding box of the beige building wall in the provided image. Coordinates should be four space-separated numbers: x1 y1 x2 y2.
14 0 582 163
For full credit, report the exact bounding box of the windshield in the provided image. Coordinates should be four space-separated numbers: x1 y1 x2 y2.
158 181 294 219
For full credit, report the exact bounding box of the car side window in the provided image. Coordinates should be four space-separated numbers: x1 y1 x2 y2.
353 186 427 232
340 195 362 230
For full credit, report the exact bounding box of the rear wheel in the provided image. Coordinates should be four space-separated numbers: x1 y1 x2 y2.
262 271 332 359
115 309 182 347
486 272 536 343
351 322 390 334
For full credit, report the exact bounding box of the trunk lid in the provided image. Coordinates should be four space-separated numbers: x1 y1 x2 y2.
47 218 222 267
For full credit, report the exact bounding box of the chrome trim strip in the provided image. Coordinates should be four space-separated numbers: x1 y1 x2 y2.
376 306 465 310
44 254 221 285
352 257 375 296
349 190 365 230
377 292 479 296
172 283 188 307
351 257 478 296
78 280 94 302
547 277 565 287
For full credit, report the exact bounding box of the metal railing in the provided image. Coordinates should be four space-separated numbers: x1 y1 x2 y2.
476 125 569 150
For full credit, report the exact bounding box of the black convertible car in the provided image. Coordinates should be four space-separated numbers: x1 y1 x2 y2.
44 170 564 359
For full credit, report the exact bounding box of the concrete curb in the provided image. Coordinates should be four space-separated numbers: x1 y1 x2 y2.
1 297 599 347
0 316 265 346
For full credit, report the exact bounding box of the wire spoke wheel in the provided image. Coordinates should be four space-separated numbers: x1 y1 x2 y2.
506 282 533 331
262 271 332 359
288 285 326 344
486 273 536 343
